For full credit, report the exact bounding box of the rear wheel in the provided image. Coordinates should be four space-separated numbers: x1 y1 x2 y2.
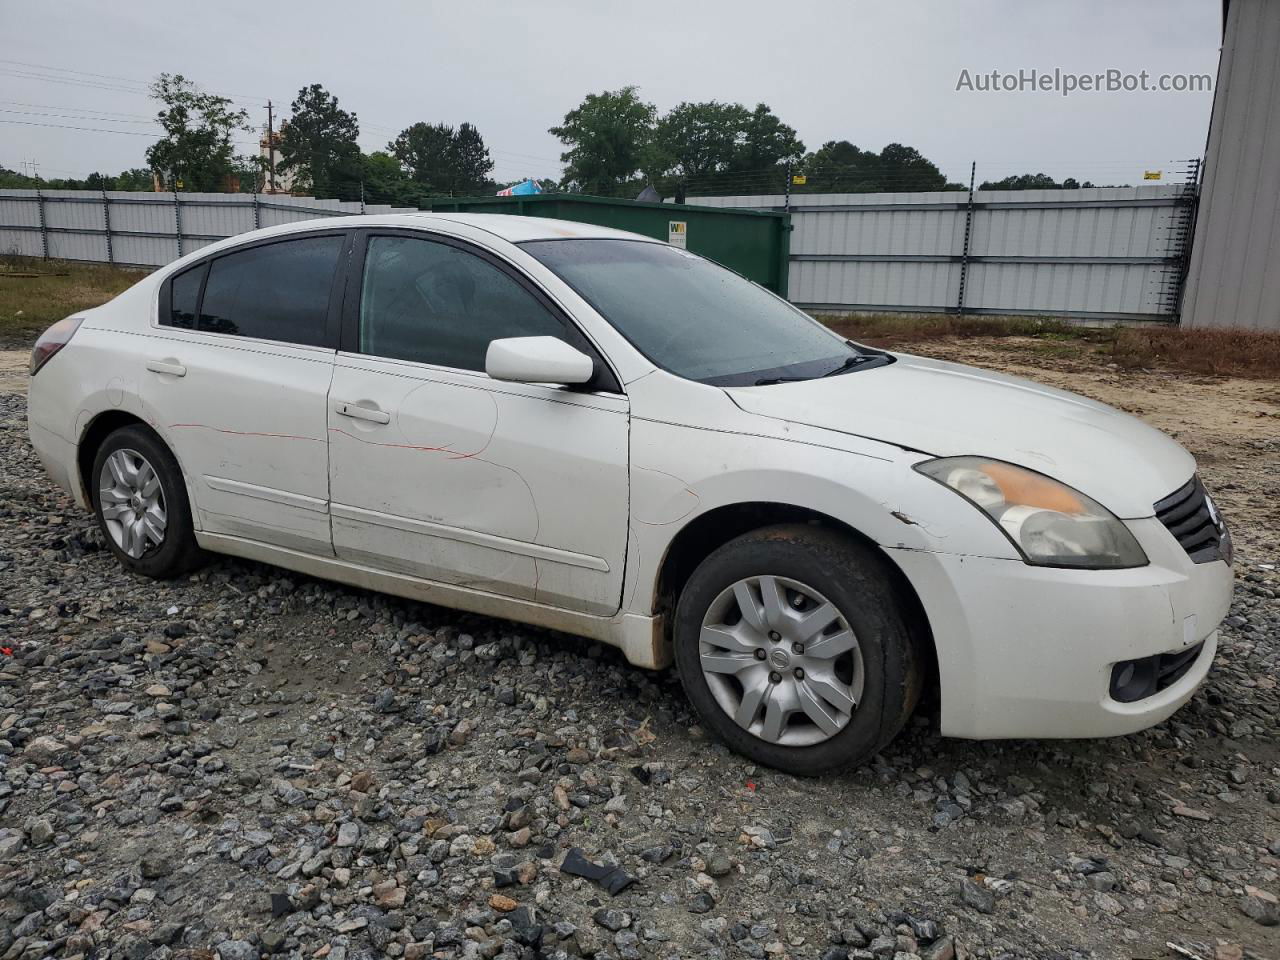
674 524 920 776
91 425 205 578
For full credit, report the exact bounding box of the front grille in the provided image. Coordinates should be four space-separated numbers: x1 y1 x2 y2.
1154 475 1228 564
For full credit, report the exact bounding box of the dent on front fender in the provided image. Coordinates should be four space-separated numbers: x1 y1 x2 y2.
622 416 1020 618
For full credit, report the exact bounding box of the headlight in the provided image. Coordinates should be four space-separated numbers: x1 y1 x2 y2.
914 456 1148 569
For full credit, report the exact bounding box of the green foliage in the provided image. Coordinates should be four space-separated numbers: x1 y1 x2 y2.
549 87 656 196
279 84 362 197
648 101 750 179
800 141 958 193
553 91 803 198
388 121 494 197
145 73 251 192
734 104 805 173
647 101 804 194
978 173 1102 190
451 123 494 195
359 151 417 205
0 165 156 192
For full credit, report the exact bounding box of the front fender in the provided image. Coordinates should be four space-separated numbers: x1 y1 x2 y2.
622 415 1019 616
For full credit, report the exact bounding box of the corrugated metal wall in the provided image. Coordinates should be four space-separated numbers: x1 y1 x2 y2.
691 186 1193 320
0 190 419 267
1181 0 1280 331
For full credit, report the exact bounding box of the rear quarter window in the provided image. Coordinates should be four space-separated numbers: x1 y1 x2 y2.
165 264 204 329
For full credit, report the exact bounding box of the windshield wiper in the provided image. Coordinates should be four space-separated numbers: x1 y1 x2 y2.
820 354 874 378
753 374 810 385
753 354 874 385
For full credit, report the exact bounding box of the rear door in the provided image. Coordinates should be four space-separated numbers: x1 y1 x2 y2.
142 231 350 554
326 228 630 615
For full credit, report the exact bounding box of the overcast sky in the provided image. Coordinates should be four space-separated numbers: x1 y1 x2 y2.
0 0 1222 188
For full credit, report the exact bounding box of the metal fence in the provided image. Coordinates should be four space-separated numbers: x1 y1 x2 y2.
1 184 1200 322
0 189 420 267
689 183 1199 322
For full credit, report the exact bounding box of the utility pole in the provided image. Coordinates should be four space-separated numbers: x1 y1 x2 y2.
266 100 276 193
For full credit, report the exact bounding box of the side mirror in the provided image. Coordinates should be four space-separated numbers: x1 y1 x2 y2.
485 336 595 386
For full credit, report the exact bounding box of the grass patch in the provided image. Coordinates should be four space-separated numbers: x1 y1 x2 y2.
1111 326 1280 379
817 311 1110 346
820 310 1280 380
0 255 149 346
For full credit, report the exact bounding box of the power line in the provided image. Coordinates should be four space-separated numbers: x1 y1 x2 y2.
0 118 257 153
0 108 157 127
0 99 158 121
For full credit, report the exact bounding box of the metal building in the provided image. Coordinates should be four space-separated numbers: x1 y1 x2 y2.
1181 0 1280 331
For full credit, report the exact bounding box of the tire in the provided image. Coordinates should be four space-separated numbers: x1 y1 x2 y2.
90 424 206 579
673 524 921 776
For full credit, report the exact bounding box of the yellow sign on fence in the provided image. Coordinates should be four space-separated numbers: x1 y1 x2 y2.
1143 170 1163 180
791 174 807 185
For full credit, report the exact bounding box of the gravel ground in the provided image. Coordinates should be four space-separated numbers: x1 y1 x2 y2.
1 343 1278 960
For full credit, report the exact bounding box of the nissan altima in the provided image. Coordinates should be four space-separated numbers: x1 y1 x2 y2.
26 214 1233 774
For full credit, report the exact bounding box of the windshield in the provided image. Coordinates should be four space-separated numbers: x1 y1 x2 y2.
520 238 889 386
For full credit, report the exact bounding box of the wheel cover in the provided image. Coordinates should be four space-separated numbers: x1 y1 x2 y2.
98 448 167 559
699 575 864 747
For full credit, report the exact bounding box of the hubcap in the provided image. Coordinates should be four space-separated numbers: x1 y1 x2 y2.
699 575 864 747
98 448 167 559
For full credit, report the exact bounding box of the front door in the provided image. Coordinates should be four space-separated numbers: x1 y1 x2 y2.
326 231 629 615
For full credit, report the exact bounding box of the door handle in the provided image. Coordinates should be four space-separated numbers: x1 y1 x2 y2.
335 401 391 425
145 359 187 377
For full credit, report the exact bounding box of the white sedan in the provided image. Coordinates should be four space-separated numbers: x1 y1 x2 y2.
26 214 1233 775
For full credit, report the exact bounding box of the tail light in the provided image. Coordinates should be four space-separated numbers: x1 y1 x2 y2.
30 316 83 376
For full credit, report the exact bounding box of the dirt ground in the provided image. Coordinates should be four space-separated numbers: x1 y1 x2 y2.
0 350 25 396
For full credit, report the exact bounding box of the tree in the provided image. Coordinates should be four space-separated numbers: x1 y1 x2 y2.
801 141 958 193
0 165 157 191
117 168 156 190
387 121 493 196
731 103 804 173
978 172 1100 190
361 150 416 205
877 143 951 192
145 73 251 192
647 101 749 180
646 100 805 194
279 84 362 197
391 122 453 190
450 123 494 195
549 87 656 196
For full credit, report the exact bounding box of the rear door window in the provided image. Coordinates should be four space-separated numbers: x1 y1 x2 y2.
196 235 344 346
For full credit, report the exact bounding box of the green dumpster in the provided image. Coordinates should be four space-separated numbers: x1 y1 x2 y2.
426 193 791 297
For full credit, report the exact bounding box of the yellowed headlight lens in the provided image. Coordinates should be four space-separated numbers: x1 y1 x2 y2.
981 462 1086 514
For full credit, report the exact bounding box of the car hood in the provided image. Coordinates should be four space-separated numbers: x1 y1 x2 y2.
724 352 1194 518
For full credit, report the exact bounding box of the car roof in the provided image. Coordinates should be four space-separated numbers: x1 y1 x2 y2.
153 212 666 283
412 212 657 243
249 212 658 245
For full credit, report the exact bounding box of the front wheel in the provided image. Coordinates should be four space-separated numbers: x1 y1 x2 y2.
91 424 206 579
673 525 921 776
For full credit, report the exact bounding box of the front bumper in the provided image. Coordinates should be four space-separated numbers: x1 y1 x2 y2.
887 517 1233 740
